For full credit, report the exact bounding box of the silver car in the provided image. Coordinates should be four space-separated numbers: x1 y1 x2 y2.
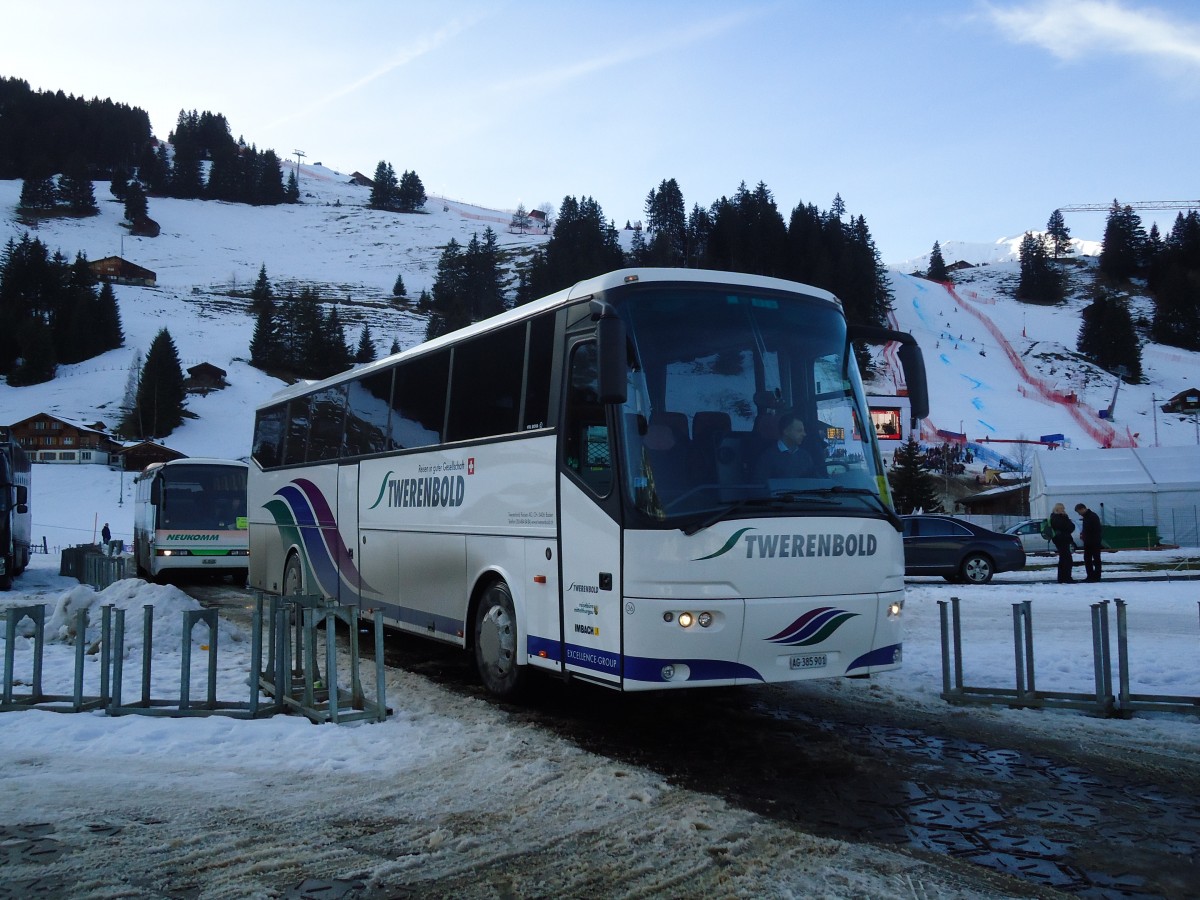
1004 519 1052 554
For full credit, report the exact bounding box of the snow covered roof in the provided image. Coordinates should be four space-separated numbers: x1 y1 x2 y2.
1032 446 1200 491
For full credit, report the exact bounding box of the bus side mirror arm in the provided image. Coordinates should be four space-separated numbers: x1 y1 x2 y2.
847 324 929 425
590 299 628 405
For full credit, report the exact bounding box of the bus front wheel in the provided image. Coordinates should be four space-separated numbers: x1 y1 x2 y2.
473 581 526 698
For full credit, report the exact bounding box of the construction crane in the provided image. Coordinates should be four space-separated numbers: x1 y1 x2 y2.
1057 201 1200 212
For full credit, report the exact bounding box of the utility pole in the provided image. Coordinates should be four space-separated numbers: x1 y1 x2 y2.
1152 394 1158 447
293 149 306 180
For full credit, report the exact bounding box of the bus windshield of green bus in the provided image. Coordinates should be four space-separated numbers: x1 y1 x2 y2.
616 287 891 526
158 466 248 531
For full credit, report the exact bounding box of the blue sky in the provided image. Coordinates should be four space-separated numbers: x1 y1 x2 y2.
4 0 1198 263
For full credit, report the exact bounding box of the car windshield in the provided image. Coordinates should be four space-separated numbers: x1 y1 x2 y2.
612 285 891 529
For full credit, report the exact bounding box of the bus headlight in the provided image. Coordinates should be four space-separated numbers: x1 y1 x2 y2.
888 599 904 618
697 612 713 628
677 612 693 628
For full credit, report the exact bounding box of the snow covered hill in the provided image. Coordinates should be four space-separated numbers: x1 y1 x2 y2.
2 166 1198 548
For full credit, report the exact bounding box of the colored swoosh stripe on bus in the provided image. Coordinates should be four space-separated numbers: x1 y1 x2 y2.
693 527 755 560
267 481 375 595
367 471 394 510
765 607 859 646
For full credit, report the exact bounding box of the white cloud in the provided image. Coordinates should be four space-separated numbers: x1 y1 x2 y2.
984 0 1200 71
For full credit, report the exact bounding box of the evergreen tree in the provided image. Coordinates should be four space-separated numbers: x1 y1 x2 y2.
1147 210 1200 350
391 273 407 299
7 316 57 386
369 161 400 211
109 165 130 201
1099 201 1148 282
249 263 273 310
1046 209 1072 259
888 435 942 514
320 303 353 376
644 177 687 266
18 173 57 210
1077 286 1142 381
286 169 300 203
397 169 427 212
389 337 401 355
123 328 185 437
355 325 376 363
525 196 624 298
95 281 124 353
123 181 148 222
926 241 949 281
1016 232 1064 304
248 297 280 369
57 157 98 215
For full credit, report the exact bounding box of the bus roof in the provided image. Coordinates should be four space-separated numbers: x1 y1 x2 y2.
257 267 842 410
137 458 248 480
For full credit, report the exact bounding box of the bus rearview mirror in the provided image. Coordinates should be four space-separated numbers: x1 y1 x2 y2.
596 314 627 405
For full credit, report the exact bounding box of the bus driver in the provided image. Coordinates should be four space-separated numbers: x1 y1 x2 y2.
756 412 821 481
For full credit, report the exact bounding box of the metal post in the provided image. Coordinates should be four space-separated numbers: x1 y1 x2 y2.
111 607 125 714
249 600 263 716
1115 599 1130 712
326 609 339 724
100 606 111 704
141 604 153 708
1012 603 1026 700
72 609 88 710
951 596 964 691
938 601 952 697
180 610 193 712
1022 600 1036 699
206 614 218 708
3 609 17 706
374 609 386 722
1098 600 1113 708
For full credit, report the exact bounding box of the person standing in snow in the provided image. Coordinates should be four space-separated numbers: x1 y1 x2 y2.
1075 503 1103 582
1049 503 1076 583
101 522 113 556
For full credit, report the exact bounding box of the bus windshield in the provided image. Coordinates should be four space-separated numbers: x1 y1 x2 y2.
614 286 890 527
156 465 248 531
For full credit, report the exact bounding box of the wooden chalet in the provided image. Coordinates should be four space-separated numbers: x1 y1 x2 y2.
1161 388 1200 414
89 256 157 286
117 441 187 472
348 171 375 187
184 362 229 395
5 413 122 465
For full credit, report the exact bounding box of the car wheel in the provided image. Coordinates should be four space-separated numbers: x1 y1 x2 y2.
960 553 994 584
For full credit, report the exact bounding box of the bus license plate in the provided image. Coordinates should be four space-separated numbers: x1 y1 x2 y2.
790 653 827 670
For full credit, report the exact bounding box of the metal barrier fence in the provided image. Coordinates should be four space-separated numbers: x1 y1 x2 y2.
1 593 387 724
939 596 1200 717
59 544 131 590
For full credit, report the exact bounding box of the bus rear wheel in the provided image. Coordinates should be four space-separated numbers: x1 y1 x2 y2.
473 581 526 698
283 553 305 596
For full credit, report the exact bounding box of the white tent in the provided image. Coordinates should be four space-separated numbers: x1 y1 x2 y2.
1030 446 1200 545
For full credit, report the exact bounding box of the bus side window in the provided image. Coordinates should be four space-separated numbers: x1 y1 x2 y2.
563 342 612 496
252 404 286 469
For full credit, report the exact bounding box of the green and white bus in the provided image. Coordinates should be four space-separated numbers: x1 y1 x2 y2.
248 268 928 696
133 458 249 582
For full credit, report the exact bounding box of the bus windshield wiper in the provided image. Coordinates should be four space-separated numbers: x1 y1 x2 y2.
772 486 902 529
681 494 836 536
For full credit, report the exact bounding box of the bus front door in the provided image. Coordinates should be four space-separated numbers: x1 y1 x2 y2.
558 340 623 686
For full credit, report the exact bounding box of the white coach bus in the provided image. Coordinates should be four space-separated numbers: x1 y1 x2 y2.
248 268 928 697
133 458 250 582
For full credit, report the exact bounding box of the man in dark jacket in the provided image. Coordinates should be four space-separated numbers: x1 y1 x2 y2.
1075 503 1103 581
